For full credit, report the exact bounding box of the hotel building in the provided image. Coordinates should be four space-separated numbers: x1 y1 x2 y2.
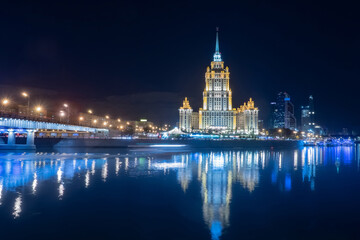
179 30 259 134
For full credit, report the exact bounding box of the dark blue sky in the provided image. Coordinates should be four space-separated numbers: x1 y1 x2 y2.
0 0 359 131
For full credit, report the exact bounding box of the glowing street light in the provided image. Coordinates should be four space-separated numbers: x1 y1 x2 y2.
79 116 84 125
59 110 65 122
35 106 42 112
105 115 109 119
63 103 70 123
21 92 31 117
88 109 93 114
1 98 10 112
2 98 9 106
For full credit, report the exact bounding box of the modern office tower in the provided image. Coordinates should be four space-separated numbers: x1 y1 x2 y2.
301 95 315 132
199 29 236 132
236 98 259 135
308 95 315 127
272 92 296 130
269 102 277 128
301 105 311 131
179 97 193 132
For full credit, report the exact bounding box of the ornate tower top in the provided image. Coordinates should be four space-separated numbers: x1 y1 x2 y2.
238 98 258 112
180 97 192 110
213 27 222 62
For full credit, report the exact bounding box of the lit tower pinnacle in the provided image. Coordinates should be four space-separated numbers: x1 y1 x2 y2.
213 27 222 62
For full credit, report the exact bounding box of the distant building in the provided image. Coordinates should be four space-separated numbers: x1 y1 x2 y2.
301 95 315 132
191 112 199 130
179 97 193 132
236 98 259 135
18 105 28 117
272 92 296 130
269 102 277 128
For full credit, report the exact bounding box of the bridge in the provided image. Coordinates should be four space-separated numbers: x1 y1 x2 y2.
0 117 109 150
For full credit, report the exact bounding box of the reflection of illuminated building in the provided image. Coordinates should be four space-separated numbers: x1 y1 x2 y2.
176 155 192 192
174 151 262 239
198 152 232 240
0 154 109 218
236 151 261 192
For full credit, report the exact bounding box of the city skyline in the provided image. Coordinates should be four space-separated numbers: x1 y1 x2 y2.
1 1 359 132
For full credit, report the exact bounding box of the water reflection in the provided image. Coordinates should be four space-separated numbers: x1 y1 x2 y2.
0 147 358 239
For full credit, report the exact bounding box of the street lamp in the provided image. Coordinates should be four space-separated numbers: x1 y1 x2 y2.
79 116 84 125
105 115 109 119
21 92 30 117
1 98 10 112
34 106 43 118
2 98 9 106
63 103 70 123
88 109 93 114
59 110 65 122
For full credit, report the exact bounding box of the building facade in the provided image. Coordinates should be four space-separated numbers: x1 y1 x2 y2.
179 97 193 132
178 29 260 135
191 112 199 130
272 92 296 130
301 95 315 132
199 30 236 132
236 98 259 135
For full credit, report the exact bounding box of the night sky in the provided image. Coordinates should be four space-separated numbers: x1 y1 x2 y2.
1 1 359 132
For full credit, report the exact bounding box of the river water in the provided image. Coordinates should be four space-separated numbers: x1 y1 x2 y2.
0 146 359 239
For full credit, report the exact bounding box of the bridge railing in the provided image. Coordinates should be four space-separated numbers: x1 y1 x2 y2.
0 112 96 129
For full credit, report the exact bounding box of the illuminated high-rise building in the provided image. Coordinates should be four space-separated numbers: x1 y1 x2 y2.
179 29 260 135
272 92 296 130
301 95 316 132
179 97 193 132
199 29 236 132
236 98 259 135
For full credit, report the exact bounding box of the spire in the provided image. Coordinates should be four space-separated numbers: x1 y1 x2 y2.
215 27 220 52
213 27 222 62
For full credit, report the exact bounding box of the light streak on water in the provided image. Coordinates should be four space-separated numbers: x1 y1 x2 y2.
13 194 22 219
